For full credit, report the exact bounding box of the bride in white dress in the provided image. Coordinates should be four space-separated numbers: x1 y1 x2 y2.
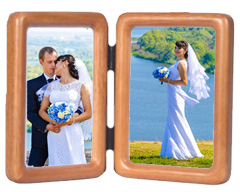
159 41 210 159
39 54 92 166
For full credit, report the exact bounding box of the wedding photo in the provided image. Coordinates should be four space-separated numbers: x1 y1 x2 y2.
26 27 93 167
129 27 215 168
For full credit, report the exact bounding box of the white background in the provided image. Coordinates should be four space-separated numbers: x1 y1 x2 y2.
1 0 239 191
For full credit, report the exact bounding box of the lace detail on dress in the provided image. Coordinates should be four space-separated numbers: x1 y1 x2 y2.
47 79 87 166
52 80 83 93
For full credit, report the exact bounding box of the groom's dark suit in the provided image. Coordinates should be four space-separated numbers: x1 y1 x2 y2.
27 73 82 166
27 74 50 166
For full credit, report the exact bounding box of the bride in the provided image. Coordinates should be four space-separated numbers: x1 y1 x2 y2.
39 54 92 166
159 41 210 159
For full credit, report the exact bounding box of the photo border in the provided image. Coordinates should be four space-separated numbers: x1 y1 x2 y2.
6 12 108 183
115 13 234 184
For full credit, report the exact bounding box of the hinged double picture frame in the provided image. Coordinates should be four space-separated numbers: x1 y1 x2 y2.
6 12 234 184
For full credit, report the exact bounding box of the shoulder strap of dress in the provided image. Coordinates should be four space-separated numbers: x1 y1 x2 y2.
43 83 52 97
177 60 187 68
77 80 84 94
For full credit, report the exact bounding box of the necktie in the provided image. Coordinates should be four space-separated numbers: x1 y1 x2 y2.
48 78 54 83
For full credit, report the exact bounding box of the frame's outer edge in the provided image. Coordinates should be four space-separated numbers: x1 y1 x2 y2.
114 12 234 184
6 12 108 183
6 12 27 182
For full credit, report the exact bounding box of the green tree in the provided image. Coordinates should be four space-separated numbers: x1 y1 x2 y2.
132 27 216 74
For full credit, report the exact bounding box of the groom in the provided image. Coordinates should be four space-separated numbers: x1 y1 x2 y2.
27 47 82 167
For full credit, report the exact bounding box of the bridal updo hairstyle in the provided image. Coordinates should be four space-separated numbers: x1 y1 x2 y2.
175 41 188 59
56 54 79 80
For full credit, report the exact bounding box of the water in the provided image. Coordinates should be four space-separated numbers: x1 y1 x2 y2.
129 56 214 142
131 27 164 38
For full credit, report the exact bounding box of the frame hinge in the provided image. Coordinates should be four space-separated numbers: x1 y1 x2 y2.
106 45 115 151
108 45 115 71
106 127 114 150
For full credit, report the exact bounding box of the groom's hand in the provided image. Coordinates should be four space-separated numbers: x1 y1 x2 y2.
46 123 61 133
73 112 79 118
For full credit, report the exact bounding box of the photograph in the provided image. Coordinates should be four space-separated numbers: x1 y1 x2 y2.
26 27 94 167
1 0 238 190
129 27 215 168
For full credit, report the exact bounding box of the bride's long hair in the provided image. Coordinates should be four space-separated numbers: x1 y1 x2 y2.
56 54 79 79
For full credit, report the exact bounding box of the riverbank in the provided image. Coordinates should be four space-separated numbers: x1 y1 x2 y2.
130 141 213 168
131 51 215 74
26 150 92 166
131 27 216 74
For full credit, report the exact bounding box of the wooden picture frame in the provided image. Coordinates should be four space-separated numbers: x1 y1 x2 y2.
6 12 108 183
6 12 234 184
114 13 234 184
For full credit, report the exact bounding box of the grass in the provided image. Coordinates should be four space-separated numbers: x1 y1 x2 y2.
129 141 213 168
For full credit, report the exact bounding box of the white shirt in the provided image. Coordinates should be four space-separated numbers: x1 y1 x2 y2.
43 73 56 83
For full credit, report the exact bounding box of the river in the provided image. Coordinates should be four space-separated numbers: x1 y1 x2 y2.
129 56 214 141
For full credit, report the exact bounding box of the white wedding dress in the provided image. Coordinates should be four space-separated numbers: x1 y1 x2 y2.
45 80 87 166
160 60 204 159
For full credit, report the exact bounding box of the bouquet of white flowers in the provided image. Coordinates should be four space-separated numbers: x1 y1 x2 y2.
47 102 74 124
152 66 171 85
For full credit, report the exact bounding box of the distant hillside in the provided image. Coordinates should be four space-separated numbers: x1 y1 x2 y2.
27 61 93 81
132 27 215 74
27 29 93 80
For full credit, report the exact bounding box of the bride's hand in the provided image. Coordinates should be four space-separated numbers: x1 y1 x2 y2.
59 117 74 127
159 77 169 83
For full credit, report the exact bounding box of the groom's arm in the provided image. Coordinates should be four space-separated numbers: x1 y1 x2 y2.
75 106 83 115
27 81 48 134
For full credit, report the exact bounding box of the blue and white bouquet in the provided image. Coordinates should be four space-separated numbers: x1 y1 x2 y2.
47 102 74 124
152 66 171 85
